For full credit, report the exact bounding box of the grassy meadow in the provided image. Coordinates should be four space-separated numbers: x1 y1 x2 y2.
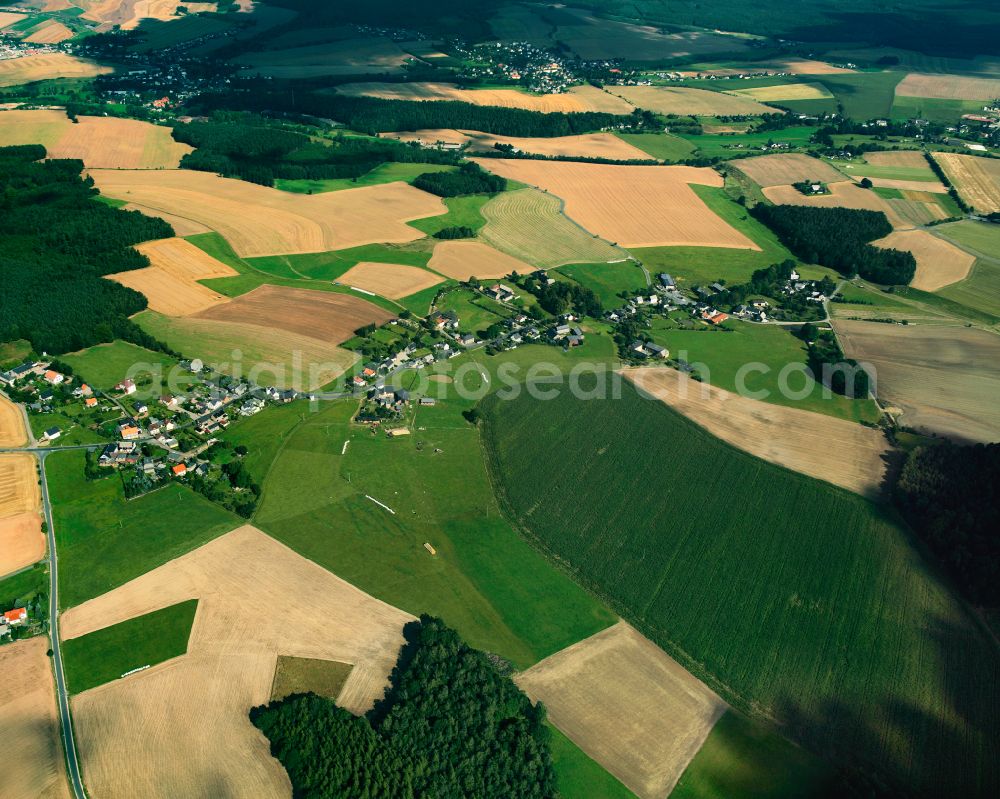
480 379 1000 796
63 599 198 694
556 261 649 308
275 162 455 194
61 341 183 391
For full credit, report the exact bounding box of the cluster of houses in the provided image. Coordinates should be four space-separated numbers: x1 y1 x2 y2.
457 40 577 94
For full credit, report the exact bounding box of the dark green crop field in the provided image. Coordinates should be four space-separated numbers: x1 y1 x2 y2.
480 380 1000 796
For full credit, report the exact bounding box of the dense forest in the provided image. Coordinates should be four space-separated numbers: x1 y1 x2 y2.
413 162 506 197
751 205 916 285
173 114 461 186
894 442 1000 607
0 145 173 354
251 615 558 798
196 87 631 138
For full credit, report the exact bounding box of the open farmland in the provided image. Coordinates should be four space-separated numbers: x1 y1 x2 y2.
336 261 442 300
479 188 626 268
477 160 758 250
729 152 845 187
0 394 28 447
835 320 1000 442
0 53 110 87
895 73 1000 99
0 111 191 168
192 284 393 344
872 229 974 290
63 525 413 799
0 511 44 577
386 129 650 160
428 240 533 281
480 380 1000 797
135 237 238 282
23 19 74 43
763 181 910 228
516 621 726 799
623 368 890 497
865 150 933 169
136 311 358 391
89 169 445 257
0 638 71 799
235 36 410 78
0 453 40 519
932 152 1000 213
0 11 25 28
729 82 833 102
604 85 780 116
78 0 216 29
335 81 629 113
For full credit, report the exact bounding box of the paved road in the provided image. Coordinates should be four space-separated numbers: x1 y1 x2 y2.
36 450 88 799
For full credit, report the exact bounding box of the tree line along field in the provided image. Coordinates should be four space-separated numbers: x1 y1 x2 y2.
479 380 1000 797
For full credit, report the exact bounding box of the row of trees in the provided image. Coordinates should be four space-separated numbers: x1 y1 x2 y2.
0 146 174 355
797 323 871 398
412 162 506 197
894 441 1000 607
251 615 558 798
751 205 916 285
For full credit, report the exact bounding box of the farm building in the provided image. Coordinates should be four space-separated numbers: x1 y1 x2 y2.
43 427 61 441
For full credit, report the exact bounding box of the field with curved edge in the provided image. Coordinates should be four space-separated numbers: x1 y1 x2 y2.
480 380 1000 797
932 152 1000 213
480 188 626 268
428 240 533 281
0 53 110 87
386 129 650 160
336 261 443 299
872 229 974 291
605 85 780 116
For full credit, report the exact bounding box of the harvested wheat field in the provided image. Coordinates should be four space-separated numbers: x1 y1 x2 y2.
0 638 71 799
64 525 413 799
867 177 947 193
896 73 1000 100
624 368 890 497
79 0 216 29
24 19 74 43
730 152 845 187
0 11 25 28
835 320 1000 443
0 511 45 577
478 160 758 250
764 181 908 228
0 53 110 87
137 312 357 391
236 37 410 78
89 170 445 257
516 621 726 799
192 284 393 344
932 152 1000 213
428 240 533 281
873 230 974 291
0 454 40 518
107 266 230 316
387 129 650 160
137 237 238 282
760 58 852 75
479 187 625 268
123 203 210 236
730 82 833 102
0 111 191 168
336 81 612 113
336 261 442 300
865 150 931 169
605 85 780 116
0 394 28 447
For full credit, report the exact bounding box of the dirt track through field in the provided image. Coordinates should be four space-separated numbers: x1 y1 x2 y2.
89 170 445 257
337 261 442 299
478 159 758 249
873 229 974 291
192 284 393 344
429 240 534 281
516 621 726 799
63 525 414 799
624 369 890 497
932 152 1000 213
0 638 71 799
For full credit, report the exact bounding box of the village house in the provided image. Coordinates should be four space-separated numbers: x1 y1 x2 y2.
172 463 188 477
115 378 137 395
647 343 669 358
84 397 98 408
486 283 517 303
458 333 476 347
433 310 459 331
118 424 141 441
43 370 65 385
4 607 27 625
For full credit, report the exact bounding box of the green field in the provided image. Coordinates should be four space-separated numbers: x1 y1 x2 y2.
679 127 818 160
646 321 881 423
275 162 455 194
47 450 238 608
62 599 198 694
480 380 1000 796
0 339 31 367
815 71 904 119
247 398 615 670
614 132 697 161
0 564 46 610
548 725 637 799
933 223 1000 317
672 712 842 799
892 95 988 123
270 655 353 701
408 194 491 236
246 242 432 282
555 261 648 308
436 288 509 334
61 341 182 392
836 160 937 182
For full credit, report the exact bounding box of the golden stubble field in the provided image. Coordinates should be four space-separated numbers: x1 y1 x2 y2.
478 159 759 250
0 452 44 577
89 170 446 257
336 261 443 299
835 320 1000 443
605 85 781 116
0 393 28 447
624 368 891 498
384 129 650 160
24 19 74 43
730 152 845 187
895 73 1000 100
872 229 975 291
0 638 71 799
78 0 216 29
428 240 534 281
932 152 1000 213
62 525 414 799
0 53 111 88
516 621 727 799
763 181 914 228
